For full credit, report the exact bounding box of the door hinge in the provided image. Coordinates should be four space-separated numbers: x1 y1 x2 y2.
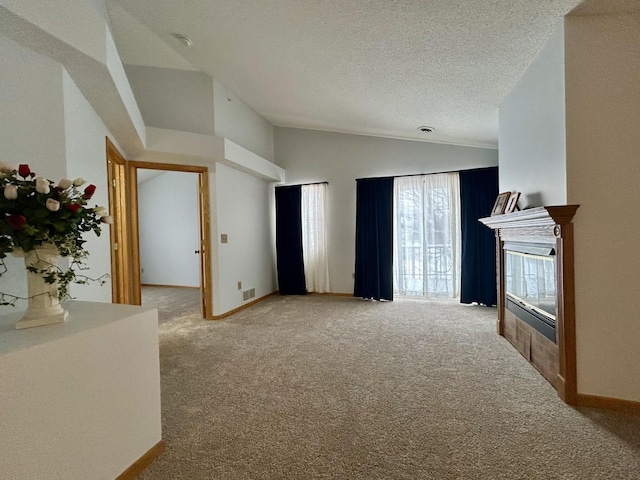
112 179 116 188
113 242 119 251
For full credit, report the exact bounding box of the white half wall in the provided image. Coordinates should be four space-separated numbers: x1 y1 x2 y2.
0 302 161 480
565 13 640 402
498 21 567 208
274 127 498 294
138 171 200 288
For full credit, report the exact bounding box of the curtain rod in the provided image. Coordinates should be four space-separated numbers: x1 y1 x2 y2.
275 181 329 188
356 166 497 182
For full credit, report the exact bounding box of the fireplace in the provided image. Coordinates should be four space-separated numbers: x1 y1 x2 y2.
504 246 557 342
480 206 579 404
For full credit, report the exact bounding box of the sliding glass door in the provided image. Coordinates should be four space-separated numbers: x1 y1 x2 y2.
393 173 461 298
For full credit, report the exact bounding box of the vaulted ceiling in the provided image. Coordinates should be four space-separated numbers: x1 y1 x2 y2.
107 0 612 149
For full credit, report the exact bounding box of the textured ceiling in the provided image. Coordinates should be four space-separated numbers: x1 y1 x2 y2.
107 0 588 148
571 0 640 16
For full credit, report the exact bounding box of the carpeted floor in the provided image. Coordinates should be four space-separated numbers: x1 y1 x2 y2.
140 295 640 479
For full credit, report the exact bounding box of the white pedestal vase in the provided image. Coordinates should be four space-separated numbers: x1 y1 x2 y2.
13 244 68 329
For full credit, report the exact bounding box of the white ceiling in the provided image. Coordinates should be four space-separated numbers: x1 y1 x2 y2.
106 0 611 149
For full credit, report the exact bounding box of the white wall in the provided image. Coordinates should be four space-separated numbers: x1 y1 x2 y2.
0 34 64 304
0 34 66 182
125 65 215 135
0 34 112 307
274 127 498 293
62 70 114 303
1 0 107 63
138 171 200 287
564 13 640 402
213 163 276 314
499 21 567 208
214 80 275 162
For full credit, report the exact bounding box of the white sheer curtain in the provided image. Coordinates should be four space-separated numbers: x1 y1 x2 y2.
301 183 330 293
393 173 461 298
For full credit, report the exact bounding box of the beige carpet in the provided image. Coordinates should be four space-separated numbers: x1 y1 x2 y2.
140 295 640 479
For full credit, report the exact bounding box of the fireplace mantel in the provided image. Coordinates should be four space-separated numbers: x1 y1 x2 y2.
479 205 579 229
480 205 579 405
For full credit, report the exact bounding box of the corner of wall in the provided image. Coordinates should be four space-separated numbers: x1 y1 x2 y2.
498 19 567 207
213 80 274 162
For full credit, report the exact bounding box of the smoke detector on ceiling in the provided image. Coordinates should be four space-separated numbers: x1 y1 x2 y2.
173 34 193 47
417 126 435 134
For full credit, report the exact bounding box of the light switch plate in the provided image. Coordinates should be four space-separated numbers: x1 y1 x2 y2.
221 234 228 243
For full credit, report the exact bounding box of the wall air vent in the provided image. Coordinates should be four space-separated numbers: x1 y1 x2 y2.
242 288 256 302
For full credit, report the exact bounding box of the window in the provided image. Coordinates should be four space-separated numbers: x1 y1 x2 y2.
393 173 461 298
301 183 330 293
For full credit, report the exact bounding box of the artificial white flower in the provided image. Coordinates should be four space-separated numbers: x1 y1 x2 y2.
72 178 85 187
58 178 72 190
93 206 108 217
100 215 114 224
3 184 18 200
46 198 60 212
0 162 13 175
35 177 50 195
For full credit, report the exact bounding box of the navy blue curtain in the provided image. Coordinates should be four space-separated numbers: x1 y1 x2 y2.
354 177 394 301
275 186 306 295
459 167 498 306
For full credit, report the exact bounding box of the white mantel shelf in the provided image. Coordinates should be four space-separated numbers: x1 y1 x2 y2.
0 301 162 480
479 205 580 230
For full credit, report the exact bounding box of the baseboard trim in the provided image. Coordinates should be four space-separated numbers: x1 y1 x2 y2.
210 291 355 320
308 292 353 297
115 440 165 480
141 284 199 289
576 394 640 412
210 291 277 320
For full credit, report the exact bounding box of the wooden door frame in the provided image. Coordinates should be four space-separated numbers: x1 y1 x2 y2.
106 138 132 304
128 161 213 319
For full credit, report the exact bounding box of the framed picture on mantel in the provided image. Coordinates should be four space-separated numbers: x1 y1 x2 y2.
505 192 521 213
491 192 511 216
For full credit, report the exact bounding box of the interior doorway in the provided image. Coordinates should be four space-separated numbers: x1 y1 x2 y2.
106 138 132 304
128 161 213 319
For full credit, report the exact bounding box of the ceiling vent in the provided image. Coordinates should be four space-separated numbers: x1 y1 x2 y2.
417 126 435 134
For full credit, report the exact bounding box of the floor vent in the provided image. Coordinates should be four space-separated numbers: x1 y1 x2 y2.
242 288 256 302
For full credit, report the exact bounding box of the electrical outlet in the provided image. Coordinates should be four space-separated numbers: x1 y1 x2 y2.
237 281 242 290
141 268 144 274
221 234 228 243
